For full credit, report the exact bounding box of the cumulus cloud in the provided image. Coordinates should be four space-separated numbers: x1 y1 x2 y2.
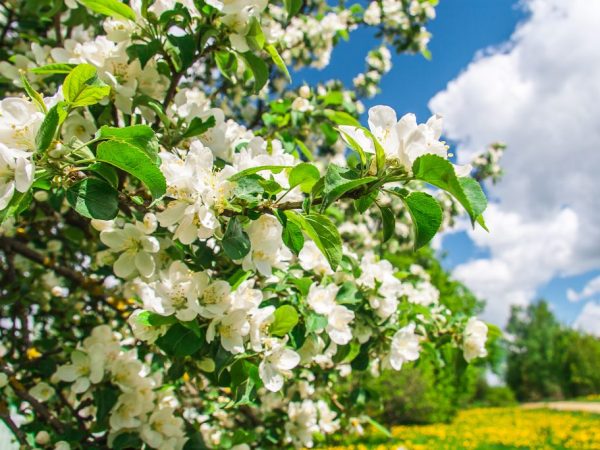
574 302 600 337
429 0 600 326
566 275 600 303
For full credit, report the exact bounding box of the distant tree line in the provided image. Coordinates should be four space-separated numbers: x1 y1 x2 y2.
506 300 600 401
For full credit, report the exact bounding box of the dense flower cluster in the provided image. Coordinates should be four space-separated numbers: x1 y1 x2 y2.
0 0 493 449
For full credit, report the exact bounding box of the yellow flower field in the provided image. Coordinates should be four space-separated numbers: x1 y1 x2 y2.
327 407 600 450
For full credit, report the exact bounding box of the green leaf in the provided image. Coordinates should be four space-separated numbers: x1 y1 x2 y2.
112 433 143 450
337 127 367 169
183 430 209 450
88 162 119 189
285 211 342 271
324 109 361 127
126 40 161 68
20 74 46 113
366 416 392 438
98 125 159 162
155 323 204 357
282 219 304 255
228 269 252 290
71 85 110 107
96 141 166 198
233 175 264 204
66 177 119 220
290 277 312 296
240 52 269 94
336 282 362 305
265 44 291 81
246 17 265 51
35 105 59 152
294 138 313 161
351 344 370 371
323 164 376 207
288 163 320 193
77 0 136 21
401 192 443 249
412 154 487 225
259 178 282 195
93 386 119 432
215 50 238 81
354 191 377 213
62 64 110 107
362 127 386 175
284 0 303 18
0 191 32 223
378 205 395 243
63 64 97 102
271 305 299 336
182 116 216 139
222 217 251 260
229 165 290 182
305 313 328 334
135 311 177 327
168 33 197 70
458 176 488 223
30 63 77 75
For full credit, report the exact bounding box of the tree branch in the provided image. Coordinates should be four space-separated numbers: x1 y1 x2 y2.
0 401 30 449
0 360 65 433
0 236 122 314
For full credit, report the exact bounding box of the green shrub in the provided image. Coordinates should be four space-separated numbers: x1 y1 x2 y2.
474 384 517 407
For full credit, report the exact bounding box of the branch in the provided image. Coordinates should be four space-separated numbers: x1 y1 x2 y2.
0 360 65 433
222 189 364 217
0 236 89 285
0 401 30 449
0 236 122 314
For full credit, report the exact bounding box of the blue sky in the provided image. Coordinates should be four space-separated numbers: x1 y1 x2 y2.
297 0 600 332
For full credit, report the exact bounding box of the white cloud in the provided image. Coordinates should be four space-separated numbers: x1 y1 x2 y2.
566 275 600 303
430 0 600 325
573 301 600 337
452 205 578 323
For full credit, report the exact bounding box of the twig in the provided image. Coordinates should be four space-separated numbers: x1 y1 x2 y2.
222 189 364 217
0 401 30 449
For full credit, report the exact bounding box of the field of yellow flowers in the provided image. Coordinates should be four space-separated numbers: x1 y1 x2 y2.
327 407 600 450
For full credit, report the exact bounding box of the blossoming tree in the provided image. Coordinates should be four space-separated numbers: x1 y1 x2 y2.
0 0 496 448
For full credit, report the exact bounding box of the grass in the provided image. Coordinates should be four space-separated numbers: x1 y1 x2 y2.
326 407 600 450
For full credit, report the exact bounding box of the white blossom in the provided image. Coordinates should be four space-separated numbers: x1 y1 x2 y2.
206 309 250 354
0 97 44 151
339 105 473 176
138 261 209 321
388 323 420 370
140 407 187 450
29 382 55 402
463 317 488 362
242 215 291 276
298 240 333 276
258 338 300 392
285 400 319 448
0 143 34 210
100 215 160 278
306 283 355 345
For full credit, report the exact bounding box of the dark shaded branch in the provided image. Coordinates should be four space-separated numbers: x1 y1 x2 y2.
0 236 122 314
0 401 30 449
0 236 89 285
0 360 65 433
